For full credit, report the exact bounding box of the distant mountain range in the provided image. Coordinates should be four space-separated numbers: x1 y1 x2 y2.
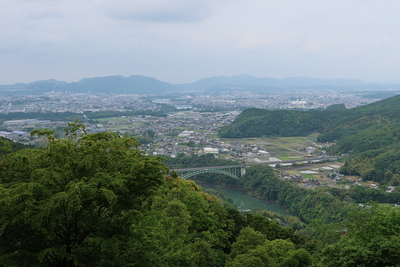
1 74 400 94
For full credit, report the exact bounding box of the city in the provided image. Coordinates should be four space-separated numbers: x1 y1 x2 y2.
0 88 382 161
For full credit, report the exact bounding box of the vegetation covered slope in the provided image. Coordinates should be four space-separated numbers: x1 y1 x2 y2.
0 125 309 266
241 165 400 221
2 122 400 266
220 94 400 139
238 165 400 267
219 108 338 138
219 94 400 184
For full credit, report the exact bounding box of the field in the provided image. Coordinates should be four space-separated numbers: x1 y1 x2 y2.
221 134 356 188
224 133 320 159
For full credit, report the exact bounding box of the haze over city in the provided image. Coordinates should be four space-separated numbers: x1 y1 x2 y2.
1 0 400 85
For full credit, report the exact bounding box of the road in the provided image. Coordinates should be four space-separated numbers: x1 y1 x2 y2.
172 156 342 171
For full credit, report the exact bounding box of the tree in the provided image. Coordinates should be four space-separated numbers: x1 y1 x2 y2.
227 227 312 267
320 206 400 267
0 125 168 266
228 227 266 261
144 130 156 139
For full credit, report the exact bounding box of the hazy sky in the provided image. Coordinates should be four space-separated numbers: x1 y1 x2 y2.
1 0 400 84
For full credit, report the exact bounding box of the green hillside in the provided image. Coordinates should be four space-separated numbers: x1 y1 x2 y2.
219 94 400 183
0 124 311 266
218 108 339 138
3 123 400 266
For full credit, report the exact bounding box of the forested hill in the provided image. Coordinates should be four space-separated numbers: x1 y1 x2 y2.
218 108 340 138
219 93 400 139
219 94 400 184
0 124 313 266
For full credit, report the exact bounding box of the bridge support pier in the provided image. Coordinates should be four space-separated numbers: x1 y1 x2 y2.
240 166 246 177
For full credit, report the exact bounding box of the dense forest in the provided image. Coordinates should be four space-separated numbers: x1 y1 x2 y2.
0 124 313 266
238 165 400 266
241 165 400 221
1 125 400 266
0 136 32 154
219 94 400 185
218 108 339 138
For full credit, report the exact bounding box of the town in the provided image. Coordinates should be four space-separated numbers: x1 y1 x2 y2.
0 87 379 161
0 88 394 192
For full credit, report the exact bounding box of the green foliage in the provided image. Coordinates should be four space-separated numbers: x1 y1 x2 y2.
63 119 87 140
325 104 347 111
0 129 167 266
320 206 400 267
227 227 313 267
127 176 308 266
238 165 400 264
219 108 338 138
221 94 400 184
168 153 238 169
228 227 266 260
0 123 312 266
245 213 304 244
30 128 57 141
134 135 153 145
240 165 356 224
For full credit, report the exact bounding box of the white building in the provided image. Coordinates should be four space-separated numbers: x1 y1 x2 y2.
178 130 195 137
203 147 219 154
3 119 50 125
257 150 270 158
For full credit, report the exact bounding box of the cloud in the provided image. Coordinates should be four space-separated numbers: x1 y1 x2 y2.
1 0 400 84
106 0 216 23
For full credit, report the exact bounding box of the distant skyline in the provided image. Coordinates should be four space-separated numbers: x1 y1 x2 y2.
1 0 400 85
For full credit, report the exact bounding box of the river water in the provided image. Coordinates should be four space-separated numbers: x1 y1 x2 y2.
196 182 289 215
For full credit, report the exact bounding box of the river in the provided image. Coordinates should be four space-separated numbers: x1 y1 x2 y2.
196 182 289 215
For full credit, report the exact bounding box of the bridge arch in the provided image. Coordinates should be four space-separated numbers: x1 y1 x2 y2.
179 169 239 180
173 165 246 180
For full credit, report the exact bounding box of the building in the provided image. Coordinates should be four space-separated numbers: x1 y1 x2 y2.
178 130 195 137
257 150 270 158
3 119 51 125
203 147 219 154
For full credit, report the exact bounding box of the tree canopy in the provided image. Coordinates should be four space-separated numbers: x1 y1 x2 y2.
0 124 168 266
0 123 311 266
219 94 400 185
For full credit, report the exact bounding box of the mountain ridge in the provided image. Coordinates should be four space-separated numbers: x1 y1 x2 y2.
1 74 400 94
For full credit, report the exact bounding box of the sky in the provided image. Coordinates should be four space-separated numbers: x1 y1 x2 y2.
1 0 400 84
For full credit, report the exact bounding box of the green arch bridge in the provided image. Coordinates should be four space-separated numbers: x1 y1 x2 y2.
173 165 247 180
171 156 341 180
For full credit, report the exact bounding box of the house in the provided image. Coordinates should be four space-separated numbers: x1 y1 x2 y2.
203 147 219 154
1 130 30 140
178 130 194 137
294 174 303 181
257 150 270 158
386 186 395 193
370 183 379 189
0 131 12 138
11 130 30 138
281 172 290 177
